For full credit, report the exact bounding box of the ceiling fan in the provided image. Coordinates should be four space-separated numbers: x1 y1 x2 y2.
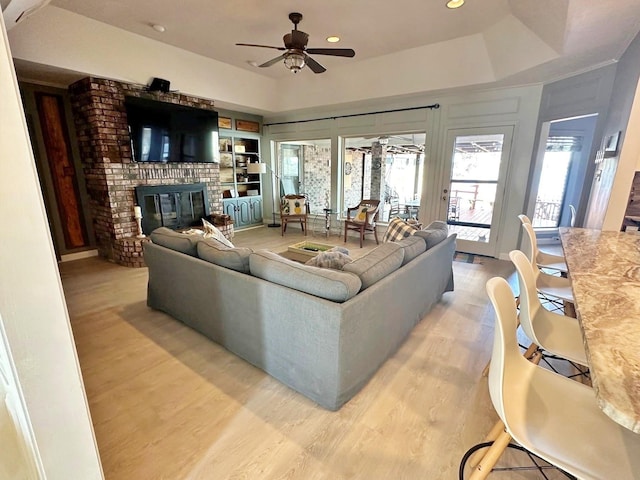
236 12 355 74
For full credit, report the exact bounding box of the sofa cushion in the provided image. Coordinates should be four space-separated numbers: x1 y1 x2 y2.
197 238 252 273
415 221 449 250
305 250 353 270
149 227 200 256
383 217 419 243
396 235 427 265
343 242 404 290
202 218 234 247
249 250 362 302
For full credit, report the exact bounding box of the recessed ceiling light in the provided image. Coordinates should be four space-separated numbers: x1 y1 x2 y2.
326 36 340 43
152 24 166 33
446 0 464 8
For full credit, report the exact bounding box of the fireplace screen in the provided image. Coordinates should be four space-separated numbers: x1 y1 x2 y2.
135 183 210 234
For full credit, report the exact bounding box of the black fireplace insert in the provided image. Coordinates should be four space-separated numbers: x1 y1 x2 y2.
135 183 210 234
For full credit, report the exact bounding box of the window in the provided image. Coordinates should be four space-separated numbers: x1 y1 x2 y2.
343 134 425 220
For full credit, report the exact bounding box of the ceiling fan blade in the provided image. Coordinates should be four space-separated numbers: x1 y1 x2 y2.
306 48 355 58
236 43 286 51
305 55 326 74
259 54 286 68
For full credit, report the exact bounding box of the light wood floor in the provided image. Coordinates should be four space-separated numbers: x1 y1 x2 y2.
60 226 566 479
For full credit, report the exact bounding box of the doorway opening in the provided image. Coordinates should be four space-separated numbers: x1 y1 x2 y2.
529 114 598 230
443 127 513 257
275 139 331 214
343 133 425 221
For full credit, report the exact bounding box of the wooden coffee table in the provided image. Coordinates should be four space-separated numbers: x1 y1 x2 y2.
280 241 336 263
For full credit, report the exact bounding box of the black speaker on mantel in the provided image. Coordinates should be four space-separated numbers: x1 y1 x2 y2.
148 77 170 93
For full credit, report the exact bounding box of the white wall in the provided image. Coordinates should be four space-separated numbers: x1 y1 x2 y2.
0 10 103 480
601 31 640 230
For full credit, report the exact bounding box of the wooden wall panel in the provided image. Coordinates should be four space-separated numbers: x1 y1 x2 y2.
35 93 87 249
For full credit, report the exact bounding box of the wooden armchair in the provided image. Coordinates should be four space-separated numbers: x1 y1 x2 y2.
280 194 309 236
344 199 380 247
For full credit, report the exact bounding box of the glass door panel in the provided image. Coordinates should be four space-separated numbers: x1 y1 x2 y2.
443 128 512 256
280 145 301 195
276 140 331 214
533 148 572 227
529 115 597 230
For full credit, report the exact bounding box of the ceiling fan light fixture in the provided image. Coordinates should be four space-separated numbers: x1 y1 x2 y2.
284 52 306 73
446 0 465 8
236 12 354 74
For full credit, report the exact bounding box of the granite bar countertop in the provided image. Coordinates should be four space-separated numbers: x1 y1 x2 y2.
559 227 640 433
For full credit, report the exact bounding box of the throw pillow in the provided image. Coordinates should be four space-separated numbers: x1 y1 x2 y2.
181 228 204 236
286 198 305 215
202 218 234 248
383 217 419 243
328 246 350 255
353 205 375 224
305 251 353 270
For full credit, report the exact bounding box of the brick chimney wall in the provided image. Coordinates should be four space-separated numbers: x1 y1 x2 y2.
68 77 222 265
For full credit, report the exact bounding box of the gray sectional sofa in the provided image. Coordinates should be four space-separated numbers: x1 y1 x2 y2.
144 224 456 410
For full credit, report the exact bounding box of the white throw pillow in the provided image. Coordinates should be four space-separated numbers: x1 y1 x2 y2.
202 218 234 248
353 205 375 224
305 251 353 270
287 198 305 215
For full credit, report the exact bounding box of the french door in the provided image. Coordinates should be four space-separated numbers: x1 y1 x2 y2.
441 126 513 256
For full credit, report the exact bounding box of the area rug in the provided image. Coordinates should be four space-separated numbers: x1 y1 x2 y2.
453 252 484 264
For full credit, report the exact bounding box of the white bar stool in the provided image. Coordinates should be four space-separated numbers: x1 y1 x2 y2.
518 214 568 272
510 250 587 373
476 276 640 480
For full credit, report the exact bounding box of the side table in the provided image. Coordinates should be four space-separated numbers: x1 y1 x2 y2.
313 208 338 237
323 208 334 236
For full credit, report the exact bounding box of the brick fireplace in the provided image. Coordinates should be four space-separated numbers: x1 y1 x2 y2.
68 76 222 267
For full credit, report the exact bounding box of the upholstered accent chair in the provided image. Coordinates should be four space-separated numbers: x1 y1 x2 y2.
344 199 380 247
280 194 309 236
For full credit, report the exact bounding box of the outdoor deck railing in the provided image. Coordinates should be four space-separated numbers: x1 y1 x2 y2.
533 199 562 227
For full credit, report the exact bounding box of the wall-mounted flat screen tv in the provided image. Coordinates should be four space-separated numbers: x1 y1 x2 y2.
124 96 219 163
